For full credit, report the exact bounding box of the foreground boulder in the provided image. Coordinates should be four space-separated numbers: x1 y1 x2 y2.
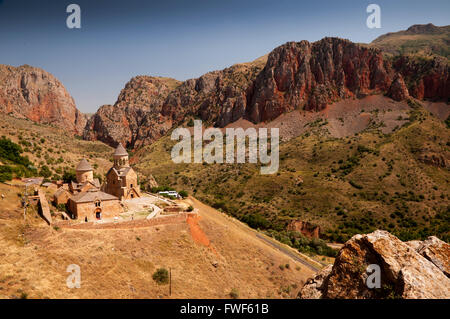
414 236 450 277
299 230 450 299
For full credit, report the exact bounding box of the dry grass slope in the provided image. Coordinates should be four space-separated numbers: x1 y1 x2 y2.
0 183 315 299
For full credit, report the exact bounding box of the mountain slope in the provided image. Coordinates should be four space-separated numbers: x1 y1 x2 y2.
79 24 449 249
371 23 450 59
134 97 450 244
0 64 86 134
0 114 113 182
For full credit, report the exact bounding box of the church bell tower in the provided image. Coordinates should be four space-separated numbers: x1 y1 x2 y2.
113 143 129 169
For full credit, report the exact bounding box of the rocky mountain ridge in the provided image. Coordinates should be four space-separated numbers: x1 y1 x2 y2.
84 33 449 148
1 24 448 148
83 76 180 148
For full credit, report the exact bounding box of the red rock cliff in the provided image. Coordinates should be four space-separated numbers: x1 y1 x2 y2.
0 64 86 134
85 37 449 148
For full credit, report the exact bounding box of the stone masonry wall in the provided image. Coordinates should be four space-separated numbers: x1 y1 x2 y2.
58 212 194 230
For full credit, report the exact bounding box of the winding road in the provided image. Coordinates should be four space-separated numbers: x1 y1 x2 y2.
255 233 322 272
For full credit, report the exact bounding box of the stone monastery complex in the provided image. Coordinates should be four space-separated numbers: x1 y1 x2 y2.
54 144 141 222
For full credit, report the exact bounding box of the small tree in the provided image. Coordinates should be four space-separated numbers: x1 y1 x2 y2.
56 204 67 213
179 190 188 198
229 288 239 299
0 165 13 182
62 170 76 183
39 165 52 178
152 268 169 285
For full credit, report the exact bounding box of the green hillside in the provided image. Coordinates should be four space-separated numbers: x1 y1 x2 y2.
371 23 450 59
135 100 450 244
0 137 36 182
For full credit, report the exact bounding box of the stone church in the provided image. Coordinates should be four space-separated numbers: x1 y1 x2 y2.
62 143 140 222
104 143 141 200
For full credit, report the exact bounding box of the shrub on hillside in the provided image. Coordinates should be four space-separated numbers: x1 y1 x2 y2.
39 165 52 178
229 288 239 299
56 204 67 213
264 230 338 257
241 213 269 230
179 190 188 198
0 165 13 182
152 268 169 285
0 138 35 181
62 170 77 183
0 137 32 167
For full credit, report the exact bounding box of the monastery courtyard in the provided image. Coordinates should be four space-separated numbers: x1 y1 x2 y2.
120 195 165 222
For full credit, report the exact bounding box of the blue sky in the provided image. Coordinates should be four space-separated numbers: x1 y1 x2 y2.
0 0 449 113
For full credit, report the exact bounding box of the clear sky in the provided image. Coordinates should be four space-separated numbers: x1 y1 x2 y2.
0 0 449 113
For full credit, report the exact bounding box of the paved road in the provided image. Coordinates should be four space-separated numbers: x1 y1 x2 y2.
255 233 322 272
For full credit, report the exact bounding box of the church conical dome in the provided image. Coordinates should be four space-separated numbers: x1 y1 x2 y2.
76 159 93 172
113 143 128 157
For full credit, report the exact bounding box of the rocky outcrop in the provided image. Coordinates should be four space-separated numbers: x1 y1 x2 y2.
247 38 392 121
85 61 264 148
84 36 449 149
0 64 86 134
392 55 449 101
415 236 450 277
161 60 265 127
298 265 332 299
83 76 179 147
162 38 395 125
388 74 410 101
115 76 179 110
287 220 320 238
417 149 449 168
298 230 450 299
